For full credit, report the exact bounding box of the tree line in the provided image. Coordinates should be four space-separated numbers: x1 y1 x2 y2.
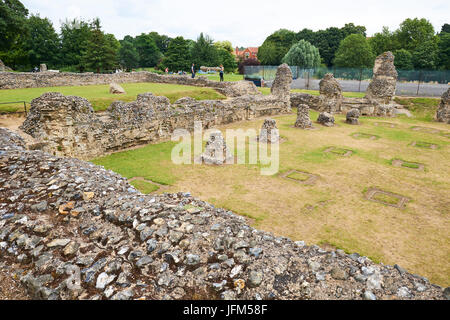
258 20 449 70
0 0 237 73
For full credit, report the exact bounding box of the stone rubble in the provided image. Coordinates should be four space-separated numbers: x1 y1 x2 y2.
346 109 360 125
317 112 335 127
290 52 403 117
436 87 450 124
294 104 313 129
258 119 280 144
200 131 233 165
109 83 126 94
0 127 447 300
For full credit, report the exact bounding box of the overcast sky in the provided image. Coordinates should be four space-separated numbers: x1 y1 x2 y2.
21 0 449 47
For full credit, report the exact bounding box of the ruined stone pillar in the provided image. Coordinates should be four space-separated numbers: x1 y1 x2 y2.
258 119 280 143
436 87 450 124
294 104 313 129
365 52 397 104
317 73 343 113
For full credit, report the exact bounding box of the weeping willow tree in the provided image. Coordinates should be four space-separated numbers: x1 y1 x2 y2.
282 39 321 68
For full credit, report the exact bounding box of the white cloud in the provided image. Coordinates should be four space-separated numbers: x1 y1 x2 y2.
21 0 449 47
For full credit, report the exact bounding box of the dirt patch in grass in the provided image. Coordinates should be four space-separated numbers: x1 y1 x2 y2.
391 159 425 171
410 141 439 149
324 146 354 157
281 170 319 185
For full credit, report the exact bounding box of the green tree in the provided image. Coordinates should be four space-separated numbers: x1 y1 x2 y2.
258 29 296 65
341 23 367 38
312 27 344 66
82 18 119 73
24 14 60 68
334 34 375 68
441 23 450 34
216 47 237 72
60 18 91 71
160 36 190 72
369 26 399 55
437 33 450 70
119 39 139 71
412 38 439 70
393 49 413 70
190 33 218 67
148 31 171 54
214 41 233 53
396 18 435 51
0 0 28 51
135 33 161 67
282 40 321 68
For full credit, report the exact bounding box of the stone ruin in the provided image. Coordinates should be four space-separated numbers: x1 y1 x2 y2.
346 109 360 125
16 64 292 160
258 119 280 144
109 83 126 94
294 104 313 129
317 73 343 113
40 64 47 72
317 112 335 127
200 130 233 165
365 52 397 104
290 52 403 117
0 128 447 300
200 66 222 72
271 63 292 102
436 87 450 124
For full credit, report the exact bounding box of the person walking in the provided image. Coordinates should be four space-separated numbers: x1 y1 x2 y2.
191 63 195 78
219 65 224 82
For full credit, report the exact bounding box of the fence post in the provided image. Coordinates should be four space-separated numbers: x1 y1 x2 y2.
24 102 27 116
358 69 362 92
416 71 422 96
306 70 310 90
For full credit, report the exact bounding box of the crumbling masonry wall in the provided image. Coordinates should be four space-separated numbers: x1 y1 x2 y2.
18 65 291 160
0 128 446 300
290 52 401 117
0 71 260 97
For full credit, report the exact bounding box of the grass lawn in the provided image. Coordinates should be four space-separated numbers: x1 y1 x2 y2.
0 82 226 113
92 104 450 286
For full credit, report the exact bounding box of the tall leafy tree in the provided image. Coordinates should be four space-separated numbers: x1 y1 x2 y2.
148 31 171 54
396 18 435 51
334 34 375 68
60 18 91 71
341 23 366 38
437 32 450 70
412 38 439 70
135 33 161 67
258 29 296 65
190 33 218 67
369 26 399 55
282 40 321 68
24 14 60 68
82 18 119 73
216 47 237 72
0 0 28 51
119 39 139 71
160 36 190 72
393 49 413 70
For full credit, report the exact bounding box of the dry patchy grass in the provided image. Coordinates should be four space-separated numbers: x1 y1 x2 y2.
93 110 450 286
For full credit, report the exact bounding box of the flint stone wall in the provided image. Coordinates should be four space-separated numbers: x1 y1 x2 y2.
0 128 447 300
0 71 260 98
436 87 450 124
19 91 291 160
